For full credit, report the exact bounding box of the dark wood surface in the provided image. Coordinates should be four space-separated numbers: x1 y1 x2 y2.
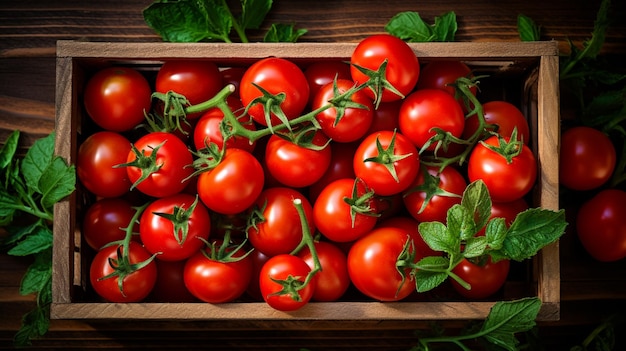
1 0 626 349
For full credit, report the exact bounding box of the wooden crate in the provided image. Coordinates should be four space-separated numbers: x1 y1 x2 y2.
52 40 560 321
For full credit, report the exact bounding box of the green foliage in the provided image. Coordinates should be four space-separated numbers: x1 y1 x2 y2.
385 11 457 42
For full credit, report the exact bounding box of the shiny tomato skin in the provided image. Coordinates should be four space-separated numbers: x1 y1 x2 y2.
89 241 157 302
350 34 420 102
140 193 211 261
183 245 253 303
83 67 152 132
416 60 476 97
403 165 467 224
559 126 616 191
259 254 316 311
313 178 378 243
298 241 350 302
304 61 352 104
265 132 332 188
125 132 194 198
247 187 315 257
376 216 439 258
77 131 132 198
348 227 417 301
463 101 530 145
366 100 402 135
398 88 465 152
82 197 138 251
196 148 264 215
576 189 626 262
451 258 510 299
353 130 420 196
220 66 246 97
308 142 358 202
240 57 310 127
467 135 537 202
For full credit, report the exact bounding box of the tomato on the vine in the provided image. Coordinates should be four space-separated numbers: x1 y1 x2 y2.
304 61 352 104
308 142 358 202
476 198 529 237
298 241 350 302
82 197 138 251
463 101 530 144
376 216 439 258
451 257 510 299
366 100 402 135
259 254 316 311
416 60 476 98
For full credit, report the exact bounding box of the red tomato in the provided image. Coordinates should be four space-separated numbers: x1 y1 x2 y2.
477 198 529 236
298 241 350 302
313 178 378 243
247 187 315 257
184 244 253 303
259 254 316 311
239 57 310 127
124 132 194 198
416 60 476 97
151 259 198 302
196 148 264 215
245 249 271 301
77 131 132 198
89 241 157 302
220 66 246 97
353 130 420 196
576 189 626 262
467 135 537 202
139 194 211 261
304 61 352 104
366 100 402 135
313 79 374 142
398 88 465 152
83 67 152 132
308 141 358 202
264 132 332 188
451 257 510 299
156 60 223 119
82 197 138 250
377 216 439 258
463 101 530 144
403 165 467 224
559 126 616 191
348 226 417 301
350 34 420 102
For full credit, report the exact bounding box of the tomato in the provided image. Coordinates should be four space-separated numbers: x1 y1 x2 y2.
403 165 467 224
366 100 402 135
82 197 138 251
139 193 211 261
304 61 352 104
89 241 157 302
308 142 358 202
83 67 152 132
477 198 529 236
151 259 198 302
576 189 626 262
220 66 246 97
416 60 476 97
239 57 310 127
451 257 510 299
350 34 420 102
377 216 439 258
264 132 332 188
184 244 253 303
245 248 271 301
77 131 132 198
353 130 420 196
463 101 530 144
313 78 374 143
247 187 315 257
196 148 264 215
193 95 257 153
398 88 465 152
467 135 537 202
348 226 417 301
259 254 316 311
155 60 223 119
313 178 378 243
124 132 194 198
298 241 350 302
559 126 616 191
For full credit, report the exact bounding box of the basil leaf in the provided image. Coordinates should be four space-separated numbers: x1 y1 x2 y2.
8 226 53 256
39 157 75 211
19 248 52 295
480 297 542 350
0 130 19 170
241 0 272 30
385 11 457 42
432 11 457 42
264 23 308 43
499 208 567 261
21 132 55 195
461 179 492 231
517 14 541 42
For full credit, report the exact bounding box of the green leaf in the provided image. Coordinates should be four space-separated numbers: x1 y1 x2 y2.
418 221 457 253
463 235 488 258
8 226 53 256
39 157 75 211
461 180 492 231
21 132 55 195
263 23 308 43
580 0 611 60
485 217 507 251
0 130 19 170
0 220 42 248
446 204 476 241
480 297 542 350
385 12 434 42
240 0 272 29
0 188 17 225
19 248 52 296
499 208 567 261
13 304 50 347
517 14 541 42
432 12 457 42
414 256 450 292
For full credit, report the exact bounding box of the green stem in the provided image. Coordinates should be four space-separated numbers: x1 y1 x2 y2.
219 0 247 43
290 198 321 290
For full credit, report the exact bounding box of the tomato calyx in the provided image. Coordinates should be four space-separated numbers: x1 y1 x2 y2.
115 141 166 191
201 231 252 263
189 140 226 176
351 59 404 108
478 128 524 164
343 178 380 227
325 77 371 127
393 235 419 297
363 129 413 183
151 195 201 246
244 82 290 133
274 124 331 152
403 165 462 215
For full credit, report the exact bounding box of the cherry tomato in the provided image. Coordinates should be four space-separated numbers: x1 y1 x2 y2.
366 100 402 135
377 216 439 258
348 226 417 301
89 241 157 303
559 126 616 191
399 88 465 152
451 257 510 299
77 131 132 198
151 259 198 302
304 61 352 104
298 241 350 302
220 66 246 97
259 254 316 311
140 193 211 261
463 101 530 144
239 57 310 127
246 249 271 301
82 197 138 251
350 34 420 102
308 142 358 202
416 60 476 97
576 189 626 262
83 67 152 132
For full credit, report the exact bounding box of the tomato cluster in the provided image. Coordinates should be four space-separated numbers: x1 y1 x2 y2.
77 34 539 308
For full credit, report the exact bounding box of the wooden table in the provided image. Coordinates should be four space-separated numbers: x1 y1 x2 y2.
2 0 626 349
